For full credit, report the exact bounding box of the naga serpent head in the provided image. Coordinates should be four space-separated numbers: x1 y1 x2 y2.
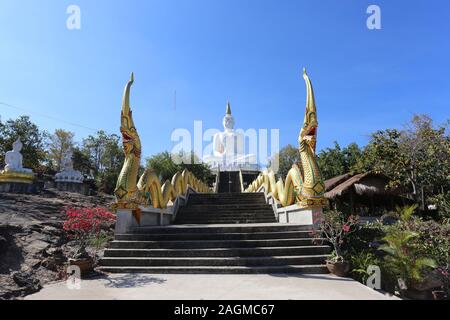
299 68 318 152
120 73 141 157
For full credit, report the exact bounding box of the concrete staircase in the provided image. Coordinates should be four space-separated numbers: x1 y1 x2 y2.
99 193 331 274
175 193 276 224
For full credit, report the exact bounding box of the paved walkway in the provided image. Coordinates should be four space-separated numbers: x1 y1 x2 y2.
26 273 399 300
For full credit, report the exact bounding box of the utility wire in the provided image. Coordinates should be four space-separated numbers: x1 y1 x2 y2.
0 101 102 133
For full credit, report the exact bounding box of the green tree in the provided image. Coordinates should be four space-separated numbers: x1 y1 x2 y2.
0 116 48 172
81 131 124 194
317 142 346 179
72 146 94 175
47 129 75 171
146 151 212 183
356 115 449 209
269 144 300 178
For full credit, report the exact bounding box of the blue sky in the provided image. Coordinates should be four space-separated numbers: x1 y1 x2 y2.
0 0 449 161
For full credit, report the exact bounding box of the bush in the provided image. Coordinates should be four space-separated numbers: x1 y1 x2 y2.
313 210 359 262
350 250 380 284
63 206 116 259
428 191 450 222
345 205 449 296
379 227 436 289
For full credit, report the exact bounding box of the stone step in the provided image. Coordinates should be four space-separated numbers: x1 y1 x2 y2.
185 204 271 208
109 238 322 249
175 217 276 223
180 209 274 214
115 230 314 241
104 245 332 257
100 255 329 267
189 193 264 197
177 211 275 216
187 202 267 206
175 219 276 224
132 224 313 234
97 264 329 274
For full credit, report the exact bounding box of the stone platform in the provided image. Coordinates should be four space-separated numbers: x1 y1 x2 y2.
0 182 40 194
56 182 89 195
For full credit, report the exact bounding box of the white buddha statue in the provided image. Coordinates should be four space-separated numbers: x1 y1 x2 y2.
204 102 257 171
55 149 84 183
4 139 33 174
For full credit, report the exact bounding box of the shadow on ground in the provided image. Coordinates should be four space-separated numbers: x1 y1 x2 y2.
94 274 167 288
268 273 354 282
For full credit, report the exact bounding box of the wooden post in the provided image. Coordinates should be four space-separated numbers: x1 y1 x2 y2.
349 189 355 215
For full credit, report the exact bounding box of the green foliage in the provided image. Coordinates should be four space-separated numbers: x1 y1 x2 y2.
145 151 213 183
269 144 300 178
314 210 359 261
47 129 75 171
82 131 124 175
379 228 436 286
0 116 48 172
344 221 385 255
405 218 449 271
357 115 449 209
396 204 418 223
146 151 182 182
350 251 380 284
428 191 450 221
72 146 94 175
81 131 124 194
317 142 363 180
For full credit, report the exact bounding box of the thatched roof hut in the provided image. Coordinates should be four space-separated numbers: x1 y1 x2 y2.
324 172 409 216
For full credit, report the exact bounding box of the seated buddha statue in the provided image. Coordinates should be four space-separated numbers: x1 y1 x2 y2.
4 139 33 173
0 139 34 184
204 102 257 171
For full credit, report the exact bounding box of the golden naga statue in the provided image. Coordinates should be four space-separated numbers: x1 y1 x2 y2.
245 69 328 209
113 73 209 210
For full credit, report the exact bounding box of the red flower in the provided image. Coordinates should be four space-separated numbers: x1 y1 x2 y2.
342 224 351 233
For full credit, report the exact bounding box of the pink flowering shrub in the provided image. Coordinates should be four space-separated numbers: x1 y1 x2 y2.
63 206 116 259
312 210 359 262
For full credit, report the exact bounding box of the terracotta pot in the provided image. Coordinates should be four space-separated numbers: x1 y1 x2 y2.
326 260 350 277
68 257 94 276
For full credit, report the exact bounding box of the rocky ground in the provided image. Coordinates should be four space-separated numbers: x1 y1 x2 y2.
0 189 114 300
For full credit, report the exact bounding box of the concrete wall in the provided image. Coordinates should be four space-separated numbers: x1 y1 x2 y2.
114 187 197 234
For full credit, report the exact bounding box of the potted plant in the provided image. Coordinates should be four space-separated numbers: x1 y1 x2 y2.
63 206 116 276
379 228 437 299
313 210 359 277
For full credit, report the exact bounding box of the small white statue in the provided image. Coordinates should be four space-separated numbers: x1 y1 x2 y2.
4 139 33 173
61 149 74 171
55 148 84 183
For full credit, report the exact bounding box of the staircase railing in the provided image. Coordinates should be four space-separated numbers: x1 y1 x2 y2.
238 169 244 193
214 166 220 193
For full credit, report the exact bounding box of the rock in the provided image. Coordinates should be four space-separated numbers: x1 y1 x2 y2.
27 239 50 254
12 271 41 288
0 190 114 299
